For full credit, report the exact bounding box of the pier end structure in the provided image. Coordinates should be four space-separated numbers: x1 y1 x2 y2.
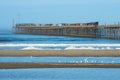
13 22 120 39
98 25 120 39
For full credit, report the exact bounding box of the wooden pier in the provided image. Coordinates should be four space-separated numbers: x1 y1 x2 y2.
13 22 120 39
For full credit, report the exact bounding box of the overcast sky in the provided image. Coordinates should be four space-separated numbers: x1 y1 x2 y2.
0 0 120 31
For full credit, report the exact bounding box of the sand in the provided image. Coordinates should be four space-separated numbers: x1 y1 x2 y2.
0 62 120 69
0 50 120 69
0 50 120 57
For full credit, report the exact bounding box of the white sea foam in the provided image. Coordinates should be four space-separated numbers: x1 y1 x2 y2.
65 46 95 50
21 46 42 50
21 46 62 50
116 48 120 49
106 47 112 50
0 43 120 50
79 47 95 50
65 46 79 50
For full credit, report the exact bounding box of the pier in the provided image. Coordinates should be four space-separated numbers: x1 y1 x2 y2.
13 22 120 39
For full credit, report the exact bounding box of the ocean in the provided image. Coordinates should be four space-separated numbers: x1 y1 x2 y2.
0 68 120 80
0 31 120 80
0 57 120 64
0 31 120 50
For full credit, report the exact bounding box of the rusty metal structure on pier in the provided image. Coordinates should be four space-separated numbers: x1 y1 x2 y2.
13 22 120 39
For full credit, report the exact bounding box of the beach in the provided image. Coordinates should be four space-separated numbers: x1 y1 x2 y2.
0 50 120 69
0 62 120 69
0 50 120 57
0 49 120 69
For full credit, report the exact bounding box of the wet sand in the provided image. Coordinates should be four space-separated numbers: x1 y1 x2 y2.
0 62 120 69
0 50 120 69
0 50 120 57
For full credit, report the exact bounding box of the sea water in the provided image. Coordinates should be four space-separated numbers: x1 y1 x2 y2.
0 68 120 80
0 31 120 50
0 31 120 80
0 57 120 64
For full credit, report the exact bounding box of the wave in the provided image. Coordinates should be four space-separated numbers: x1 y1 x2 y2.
21 46 42 50
0 43 120 47
0 43 119 50
21 46 61 50
116 48 120 49
65 46 95 50
62 46 113 50
21 46 116 50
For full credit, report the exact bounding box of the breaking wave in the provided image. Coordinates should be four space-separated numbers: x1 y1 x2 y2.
21 46 42 50
0 33 120 50
0 43 120 50
0 43 120 47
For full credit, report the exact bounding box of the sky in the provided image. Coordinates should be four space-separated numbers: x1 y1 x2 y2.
0 0 120 31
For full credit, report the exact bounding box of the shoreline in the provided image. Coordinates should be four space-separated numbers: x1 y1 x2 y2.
0 62 120 69
0 50 120 57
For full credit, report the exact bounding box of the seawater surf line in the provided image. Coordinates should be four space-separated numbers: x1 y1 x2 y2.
0 44 120 47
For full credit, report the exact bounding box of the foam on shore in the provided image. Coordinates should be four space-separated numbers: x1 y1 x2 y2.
0 43 120 50
21 46 42 50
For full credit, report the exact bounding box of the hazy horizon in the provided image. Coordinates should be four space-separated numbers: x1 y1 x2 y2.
0 0 120 31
